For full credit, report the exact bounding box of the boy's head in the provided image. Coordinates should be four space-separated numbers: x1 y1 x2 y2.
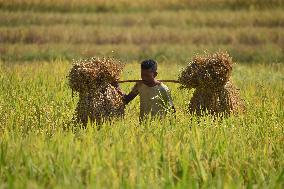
140 59 158 81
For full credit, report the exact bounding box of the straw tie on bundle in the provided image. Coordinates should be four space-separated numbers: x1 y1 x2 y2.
68 57 125 126
178 51 245 116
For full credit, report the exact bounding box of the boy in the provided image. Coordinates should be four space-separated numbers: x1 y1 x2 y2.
114 59 175 121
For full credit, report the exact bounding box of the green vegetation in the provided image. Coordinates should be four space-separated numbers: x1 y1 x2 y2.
0 0 283 12
0 61 283 188
1 6 284 63
0 0 283 188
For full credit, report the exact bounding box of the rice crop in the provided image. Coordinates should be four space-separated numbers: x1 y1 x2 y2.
178 51 245 116
68 57 124 93
68 57 125 125
1 1 283 187
0 61 283 188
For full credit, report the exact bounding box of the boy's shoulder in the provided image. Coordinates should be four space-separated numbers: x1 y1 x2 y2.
133 82 170 92
134 81 143 88
159 83 170 91
131 81 143 93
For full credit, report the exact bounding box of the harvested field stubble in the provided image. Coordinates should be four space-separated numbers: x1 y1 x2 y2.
68 57 125 125
179 51 245 116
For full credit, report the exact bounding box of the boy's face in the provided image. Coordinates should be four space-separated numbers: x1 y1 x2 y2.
141 69 157 82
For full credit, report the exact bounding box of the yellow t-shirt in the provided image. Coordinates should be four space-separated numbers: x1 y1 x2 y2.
131 82 174 119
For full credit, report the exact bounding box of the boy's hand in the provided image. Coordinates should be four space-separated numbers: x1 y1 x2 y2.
111 81 119 88
111 81 125 97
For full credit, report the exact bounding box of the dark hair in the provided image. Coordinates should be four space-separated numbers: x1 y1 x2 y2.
141 59 157 72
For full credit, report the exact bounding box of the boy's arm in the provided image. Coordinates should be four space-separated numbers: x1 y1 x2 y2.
163 86 176 113
112 82 139 104
171 104 176 113
123 89 138 104
168 94 176 113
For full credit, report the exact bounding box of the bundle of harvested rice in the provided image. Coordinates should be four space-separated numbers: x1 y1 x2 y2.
178 51 245 116
68 57 125 126
69 57 124 93
75 84 125 126
179 51 232 90
188 80 245 116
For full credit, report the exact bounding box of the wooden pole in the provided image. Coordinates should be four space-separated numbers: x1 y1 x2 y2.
118 79 180 83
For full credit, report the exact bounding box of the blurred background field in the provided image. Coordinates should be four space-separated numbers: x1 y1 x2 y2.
0 0 284 63
0 0 284 188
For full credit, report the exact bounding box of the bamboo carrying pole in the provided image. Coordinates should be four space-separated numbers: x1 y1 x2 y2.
118 79 180 83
